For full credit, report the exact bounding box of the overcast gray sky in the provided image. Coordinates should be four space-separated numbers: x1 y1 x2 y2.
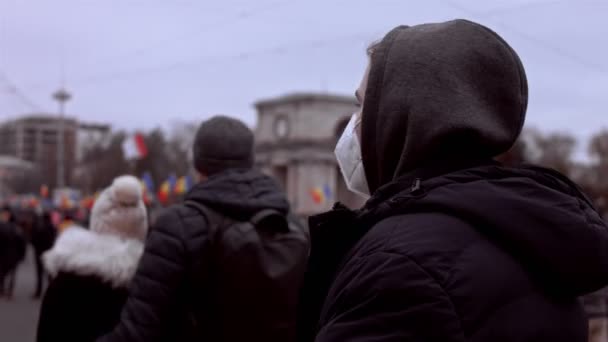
1 0 607 144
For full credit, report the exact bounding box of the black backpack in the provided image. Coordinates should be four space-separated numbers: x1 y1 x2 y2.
184 201 309 342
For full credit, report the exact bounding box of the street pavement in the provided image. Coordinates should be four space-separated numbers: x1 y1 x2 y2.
0 247 42 342
1 244 602 342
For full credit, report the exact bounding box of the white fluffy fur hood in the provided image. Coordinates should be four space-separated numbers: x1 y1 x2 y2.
43 226 144 288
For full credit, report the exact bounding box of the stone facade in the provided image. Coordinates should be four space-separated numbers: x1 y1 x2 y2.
76 122 112 162
0 155 35 196
254 93 365 217
0 115 110 190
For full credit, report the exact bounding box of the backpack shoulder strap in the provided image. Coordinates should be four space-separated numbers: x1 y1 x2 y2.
250 209 292 233
182 200 225 333
250 209 282 225
184 200 214 220
183 200 227 239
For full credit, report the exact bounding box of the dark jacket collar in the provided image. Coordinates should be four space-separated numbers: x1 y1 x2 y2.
185 169 290 220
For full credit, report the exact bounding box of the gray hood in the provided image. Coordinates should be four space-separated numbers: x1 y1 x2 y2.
361 19 528 193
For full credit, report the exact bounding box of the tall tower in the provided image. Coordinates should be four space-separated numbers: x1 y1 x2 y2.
53 88 72 188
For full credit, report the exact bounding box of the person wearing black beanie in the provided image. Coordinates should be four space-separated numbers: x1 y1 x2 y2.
99 116 308 342
192 115 254 177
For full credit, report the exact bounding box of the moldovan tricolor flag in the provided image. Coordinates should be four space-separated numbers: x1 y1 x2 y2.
123 133 148 160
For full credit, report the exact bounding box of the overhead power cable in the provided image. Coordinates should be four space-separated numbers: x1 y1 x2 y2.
65 31 381 87
436 0 607 73
89 0 291 68
0 71 43 111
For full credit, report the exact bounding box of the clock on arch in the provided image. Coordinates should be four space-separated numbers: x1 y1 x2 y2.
273 115 290 140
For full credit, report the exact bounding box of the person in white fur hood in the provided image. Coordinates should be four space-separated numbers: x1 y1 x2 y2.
36 175 148 342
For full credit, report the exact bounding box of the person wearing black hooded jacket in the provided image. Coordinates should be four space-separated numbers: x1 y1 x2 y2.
31 211 57 299
297 19 608 342
98 116 309 342
0 205 26 299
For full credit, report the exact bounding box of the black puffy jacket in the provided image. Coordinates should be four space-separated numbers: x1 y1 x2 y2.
99 169 308 342
299 163 608 341
0 220 26 278
38 227 143 342
297 20 608 342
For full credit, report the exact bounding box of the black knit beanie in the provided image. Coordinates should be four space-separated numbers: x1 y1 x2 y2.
192 115 254 176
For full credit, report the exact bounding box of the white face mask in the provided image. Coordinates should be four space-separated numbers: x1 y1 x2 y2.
335 113 370 199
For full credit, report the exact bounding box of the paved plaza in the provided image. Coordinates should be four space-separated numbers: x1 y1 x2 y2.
0 248 42 342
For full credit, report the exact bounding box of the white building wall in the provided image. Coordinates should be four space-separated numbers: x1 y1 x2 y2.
290 101 354 141
256 98 356 144
254 93 363 217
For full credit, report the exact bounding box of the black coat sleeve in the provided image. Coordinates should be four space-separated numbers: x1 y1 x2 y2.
37 275 78 342
37 273 125 342
315 251 466 342
97 208 191 342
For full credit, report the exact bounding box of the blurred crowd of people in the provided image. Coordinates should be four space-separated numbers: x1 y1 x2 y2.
0 205 55 300
0 197 162 302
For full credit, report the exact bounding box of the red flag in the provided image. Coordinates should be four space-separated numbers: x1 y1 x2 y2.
134 133 148 157
157 181 170 204
310 188 324 204
123 133 148 159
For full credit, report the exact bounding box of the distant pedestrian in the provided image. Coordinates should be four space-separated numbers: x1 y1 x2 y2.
0 205 26 300
30 211 57 299
37 175 148 342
